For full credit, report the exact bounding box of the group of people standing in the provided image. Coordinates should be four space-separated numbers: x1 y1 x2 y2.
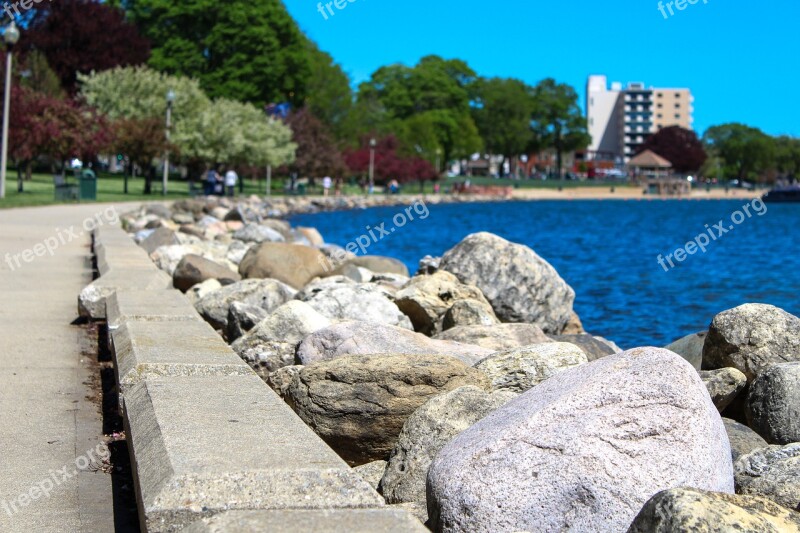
204 167 238 197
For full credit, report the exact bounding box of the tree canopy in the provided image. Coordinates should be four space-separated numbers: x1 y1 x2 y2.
703 123 775 181
638 126 707 173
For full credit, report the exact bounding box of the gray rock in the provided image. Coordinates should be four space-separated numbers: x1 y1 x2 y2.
232 223 286 244
747 362 800 445
231 301 331 378
285 353 491 466
474 342 588 393
225 240 254 266
395 271 492 335
353 460 387 492
548 333 618 361
700 368 748 412
439 232 575 333
226 301 269 342
295 321 494 367
441 299 499 331
144 203 172 219
184 279 222 305
345 256 409 277
140 227 180 255
723 418 768 462
627 488 800 533
173 254 240 292
300 283 413 330
381 386 515 505
417 255 440 275
194 278 296 331
391 503 429 527
239 242 328 290
703 304 800 381
151 244 208 275
665 331 707 370
433 323 551 352
266 365 303 399
427 347 734 533
296 227 324 247
561 310 585 334
734 443 800 510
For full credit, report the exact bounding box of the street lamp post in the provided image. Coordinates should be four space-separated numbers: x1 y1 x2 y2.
368 137 376 194
162 89 175 196
0 21 20 200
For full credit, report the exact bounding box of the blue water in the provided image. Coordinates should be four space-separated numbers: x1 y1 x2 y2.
290 200 800 348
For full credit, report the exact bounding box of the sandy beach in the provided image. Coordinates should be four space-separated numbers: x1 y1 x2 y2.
511 186 762 201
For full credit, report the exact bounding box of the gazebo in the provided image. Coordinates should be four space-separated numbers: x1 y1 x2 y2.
629 150 690 196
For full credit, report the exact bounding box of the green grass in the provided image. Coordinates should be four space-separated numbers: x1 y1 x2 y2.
0 171 633 209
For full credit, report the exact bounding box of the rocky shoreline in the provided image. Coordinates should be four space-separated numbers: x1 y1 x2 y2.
119 197 800 531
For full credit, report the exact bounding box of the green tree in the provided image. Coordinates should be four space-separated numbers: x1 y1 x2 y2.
121 0 310 107
471 77 535 175
773 136 800 180
703 123 775 182
529 78 591 178
305 43 353 140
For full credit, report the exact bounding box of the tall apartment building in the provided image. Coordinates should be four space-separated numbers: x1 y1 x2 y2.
586 75 694 163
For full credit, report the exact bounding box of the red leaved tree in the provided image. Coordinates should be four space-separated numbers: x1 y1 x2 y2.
344 135 437 190
638 126 707 173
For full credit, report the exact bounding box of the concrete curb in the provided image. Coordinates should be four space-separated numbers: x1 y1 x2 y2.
83 225 418 532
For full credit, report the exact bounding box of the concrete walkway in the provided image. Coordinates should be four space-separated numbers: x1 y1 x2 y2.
0 203 131 532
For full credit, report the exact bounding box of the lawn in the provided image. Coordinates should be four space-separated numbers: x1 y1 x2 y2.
0 171 626 209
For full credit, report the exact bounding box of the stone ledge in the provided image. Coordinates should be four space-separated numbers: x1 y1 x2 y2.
107 289 201 331
125 376 383 533
78 269 173 320
181 508 428 533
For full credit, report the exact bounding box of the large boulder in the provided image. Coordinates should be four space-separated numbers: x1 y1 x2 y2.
433 323 551 352
300 283 413 330
548 333 619 361
381 386 515 505
395 271 492 335
232 223 286 244
139 226 179 255
239 243 328 289
627 488 800 533
296 321 494 367
747 362 800 445
194 278 296 331
285 354 491 466
439 232 575 333
441 299 499 330
734 444 800 510
703 304 800 381
427 347 734 533
700 368 748 412
172 254 241 292
231 301 331 377
665 331 707 370
723 418 768 462
226 301 269 342
340 256 409 277
474 342 588 393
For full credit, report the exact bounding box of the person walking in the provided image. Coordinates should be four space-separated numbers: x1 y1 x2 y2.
322 175 332 197
204 167 219 196
224 167 238 198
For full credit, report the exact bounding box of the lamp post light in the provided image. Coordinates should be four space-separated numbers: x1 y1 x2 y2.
0 21 20 200
368 137 376 194
162 89 175 196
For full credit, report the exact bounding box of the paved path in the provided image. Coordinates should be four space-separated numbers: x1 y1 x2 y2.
0 203 132 532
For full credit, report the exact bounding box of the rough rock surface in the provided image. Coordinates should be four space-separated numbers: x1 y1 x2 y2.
549 333 618 361
700 368 748 412
226 301 269 342
300 283 413 330
665 331 707 370
562 311 585 334
394 271 491 335
723 418 768 462
703 304 800 381
747 362 800 445
172 254 240 292
344 256 409 277
381 386 515 505
441 299 499 331
296 321 494 367
627 488 800 533
286 354 491 466
194 278 296 331
266 365 303 399
231 301 331 377
474 342 588 393
734 444 800 510
139 226 180 255
232 223 286 244
433 323 551 352
184 278 222 305
353 460 387 492
239 242 328 289
427 347 734 533
439 232 575 333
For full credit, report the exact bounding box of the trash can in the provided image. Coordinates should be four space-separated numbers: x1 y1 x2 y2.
79 169 97 201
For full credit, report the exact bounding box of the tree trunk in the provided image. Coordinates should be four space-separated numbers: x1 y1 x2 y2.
16 163 23 193
144 165 154 195
25 161 32 181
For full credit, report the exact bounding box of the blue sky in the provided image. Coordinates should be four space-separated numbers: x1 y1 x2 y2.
285 0 799 137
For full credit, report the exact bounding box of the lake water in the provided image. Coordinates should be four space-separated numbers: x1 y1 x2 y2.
290 199 800 349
